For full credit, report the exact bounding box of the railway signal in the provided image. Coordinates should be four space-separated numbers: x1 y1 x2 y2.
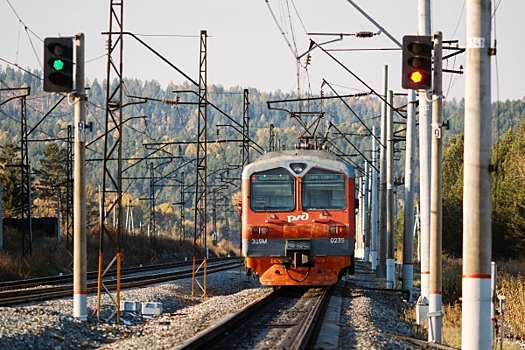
43 37 74 92
401 35 432 90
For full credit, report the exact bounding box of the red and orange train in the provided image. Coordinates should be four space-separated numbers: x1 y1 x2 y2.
239 149 357 287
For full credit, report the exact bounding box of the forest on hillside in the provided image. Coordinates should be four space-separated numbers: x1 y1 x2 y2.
1 65 525 258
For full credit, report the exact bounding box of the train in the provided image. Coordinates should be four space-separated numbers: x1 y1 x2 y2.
239 148 357 286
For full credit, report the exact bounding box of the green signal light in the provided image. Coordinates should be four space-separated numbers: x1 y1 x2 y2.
53 59 65 71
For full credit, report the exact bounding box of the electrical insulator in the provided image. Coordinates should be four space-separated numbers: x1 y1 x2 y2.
355 31 374 38
305 54 311 66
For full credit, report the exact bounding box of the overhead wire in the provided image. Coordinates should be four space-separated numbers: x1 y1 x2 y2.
442 0 466 98
7 0 44 70
266 0 324 145
0 79 63 140
491 0 502 213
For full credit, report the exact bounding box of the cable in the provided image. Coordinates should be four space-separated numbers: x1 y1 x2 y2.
265 0 298 58
6 0 43 41
0 58 41 80
6 0 44 70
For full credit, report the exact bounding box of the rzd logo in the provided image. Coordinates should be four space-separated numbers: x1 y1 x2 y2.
286 212 309 223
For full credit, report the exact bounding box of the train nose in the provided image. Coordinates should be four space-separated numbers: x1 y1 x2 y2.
285 239 312 268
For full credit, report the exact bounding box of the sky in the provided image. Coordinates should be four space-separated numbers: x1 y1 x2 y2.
0 0 523 102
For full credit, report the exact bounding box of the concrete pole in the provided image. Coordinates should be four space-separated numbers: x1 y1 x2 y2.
462 0 492 348
418 0 432 302
386 90 395 289
370 126 379 271
363 161 370 263
402 89 416 302
356 176 363 258
377 65 388 278
429 31 443 343
491 262 497 346
73 33 87 321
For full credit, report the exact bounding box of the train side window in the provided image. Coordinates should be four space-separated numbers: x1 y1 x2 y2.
250 168 295 211
302 168 346 210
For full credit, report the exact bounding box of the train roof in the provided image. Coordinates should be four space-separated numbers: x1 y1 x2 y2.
242 150 355 179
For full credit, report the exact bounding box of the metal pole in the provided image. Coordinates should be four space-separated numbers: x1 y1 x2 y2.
363 161 370 263
370 126 379 271
377 65 388 278
429 31 443 343
386 90 395 289
73 33 87 321
357 175 363 258
402 89 416 302
418 0 432 302
462 0 492 348
491 261 497 346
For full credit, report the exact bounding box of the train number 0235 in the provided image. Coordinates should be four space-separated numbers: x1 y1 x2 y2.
251 239 268 245
330 238 345 244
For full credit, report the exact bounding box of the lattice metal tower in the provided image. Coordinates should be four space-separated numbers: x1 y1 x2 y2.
242 89 250 168
20 90 32 279
192 30 208 297
97 0 124 323
66 125 74 273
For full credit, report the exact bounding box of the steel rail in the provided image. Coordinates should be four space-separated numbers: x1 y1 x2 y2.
177 286 334 350
0 257 235 291
0 259 238 306
176 291 278 350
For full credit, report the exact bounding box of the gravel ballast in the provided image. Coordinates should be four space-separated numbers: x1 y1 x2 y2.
0 266 420 349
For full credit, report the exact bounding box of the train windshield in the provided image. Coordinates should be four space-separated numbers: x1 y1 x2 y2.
250 168 294 211
301 168 346 210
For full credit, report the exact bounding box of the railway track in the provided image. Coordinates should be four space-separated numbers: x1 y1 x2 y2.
0 257 240 306
177 283 334 350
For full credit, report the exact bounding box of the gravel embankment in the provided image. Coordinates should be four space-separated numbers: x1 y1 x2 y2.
0 265 420 349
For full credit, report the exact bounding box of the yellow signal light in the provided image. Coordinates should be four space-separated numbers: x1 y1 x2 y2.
409 70 424 84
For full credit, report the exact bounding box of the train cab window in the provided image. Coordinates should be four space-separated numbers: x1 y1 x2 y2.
250 168 294 211
301 168 346 210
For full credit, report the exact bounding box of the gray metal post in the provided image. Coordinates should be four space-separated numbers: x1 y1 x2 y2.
370 126 379 270
363 161 370 263
356 176 363 258
386 90 395 289
402 89 416 301
377 65 388 278
73 33 87 321
462 0 492 348
418 0 432 301
491 262 497 346
429 31 443 343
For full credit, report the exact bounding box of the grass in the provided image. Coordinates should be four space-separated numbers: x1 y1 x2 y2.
401 259 525 349
0 226 239 281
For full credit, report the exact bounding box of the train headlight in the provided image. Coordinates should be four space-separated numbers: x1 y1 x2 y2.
251 226 269 235
329 225 346 235
290 163 307 174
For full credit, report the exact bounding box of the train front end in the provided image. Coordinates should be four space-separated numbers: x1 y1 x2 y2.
241 150 356 287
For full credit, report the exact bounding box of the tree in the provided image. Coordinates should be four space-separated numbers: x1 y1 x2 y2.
34 143 69 216
491 127 525 258
0 143 23 216
442 134 464 258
